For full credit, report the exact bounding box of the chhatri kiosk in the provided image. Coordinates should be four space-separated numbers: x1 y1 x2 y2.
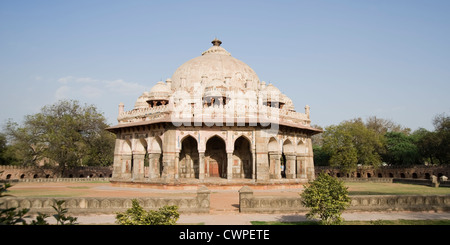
107 39 321 185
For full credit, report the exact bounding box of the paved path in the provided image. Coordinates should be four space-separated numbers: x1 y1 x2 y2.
58 211 450 225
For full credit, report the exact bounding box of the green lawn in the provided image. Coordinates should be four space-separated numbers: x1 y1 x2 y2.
345 182 450 195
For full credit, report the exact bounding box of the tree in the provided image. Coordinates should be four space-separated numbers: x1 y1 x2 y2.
412 113 450 165
365 116 411 135
383 132 421 165
4 100 115 172
322 119 384 173
432 113 450 164
322 124 358 173
300 173 350 225
412 128 438 165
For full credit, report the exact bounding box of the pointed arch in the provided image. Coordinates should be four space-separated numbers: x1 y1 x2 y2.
179 135 199 178
233 136 252 179
268 137 279 152
282 139 294 154
149 136 163 154
205 135 227 178
134 137 148 154
296 139 307 155
121 139 132 154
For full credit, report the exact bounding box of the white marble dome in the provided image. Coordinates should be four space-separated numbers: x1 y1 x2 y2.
170 39 260 92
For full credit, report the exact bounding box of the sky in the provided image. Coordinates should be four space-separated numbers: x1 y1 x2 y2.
1 0 449 132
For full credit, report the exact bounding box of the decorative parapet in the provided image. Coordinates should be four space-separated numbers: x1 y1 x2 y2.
117 103 311 126
238 186 450 213
0 186 210 214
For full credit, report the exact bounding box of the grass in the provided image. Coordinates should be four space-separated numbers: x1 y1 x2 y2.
345 182 450 195
251 219 450 225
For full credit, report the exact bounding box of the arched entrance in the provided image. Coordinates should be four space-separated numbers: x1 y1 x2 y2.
205 136 227 178
179 136 199 178
233 136 252 179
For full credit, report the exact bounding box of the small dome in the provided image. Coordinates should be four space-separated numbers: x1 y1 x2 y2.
281 94 295 111
134 95 148 109
264 83 283 102
148 81 171 100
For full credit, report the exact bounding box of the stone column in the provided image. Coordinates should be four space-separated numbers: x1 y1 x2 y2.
285 154 296 179
252 151 256 180
121 154 132 180
162 152 175 180
268 152 281 179
296 155 307 179
174 153 179 179
132 153 146 181
239 186 254 213
199 152 205 180
227 152 233 180
148 153 161 179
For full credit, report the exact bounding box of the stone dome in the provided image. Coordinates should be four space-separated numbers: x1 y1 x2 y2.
171 39 260 91
134 95 148 109
148 81 171 100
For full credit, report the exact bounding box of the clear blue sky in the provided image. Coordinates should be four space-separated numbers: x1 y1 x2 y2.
1 0 449 131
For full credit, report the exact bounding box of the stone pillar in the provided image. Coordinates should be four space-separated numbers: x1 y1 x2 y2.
132 153 146 180
227 152 233 180
268 152 281 179
162 152 175 179
252 151 256 180
199 152 205 180
148 153 161 179
197 185 211 211
296 155 307 179
285 154 296 179
239 186 254 213
121 154 132 180
174 153 179 179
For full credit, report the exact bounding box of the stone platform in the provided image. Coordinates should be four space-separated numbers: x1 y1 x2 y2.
110 177 309 190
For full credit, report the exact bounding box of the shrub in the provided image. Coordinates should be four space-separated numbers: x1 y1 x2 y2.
115 199 179 225
300 173 350 225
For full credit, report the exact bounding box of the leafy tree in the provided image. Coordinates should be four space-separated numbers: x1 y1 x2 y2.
322 125 358 173
312 145 330 166
383 132 421 165
412 113 450 165
322 119 384 173
432 113 450 164
365 116 411 135
4 100 115 172
115 199 179 225
412 128 438 165
301 173 350 225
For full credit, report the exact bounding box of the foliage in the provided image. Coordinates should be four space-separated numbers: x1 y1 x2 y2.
1 177 77 225
51 200 78 225
322 119 384 173
115 199 179 225
300 173 350 225
382 132 421 165
312 145 330 166
3 99 115 170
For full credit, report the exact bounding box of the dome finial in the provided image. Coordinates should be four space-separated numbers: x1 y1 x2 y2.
212 38 222 46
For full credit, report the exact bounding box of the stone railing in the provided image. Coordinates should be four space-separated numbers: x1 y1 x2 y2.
117 103 311 126
2 177 111 183
238 186 450 213
1 186 211 214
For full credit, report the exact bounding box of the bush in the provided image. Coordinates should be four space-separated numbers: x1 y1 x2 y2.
300 173 350 225
115 199 179 225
